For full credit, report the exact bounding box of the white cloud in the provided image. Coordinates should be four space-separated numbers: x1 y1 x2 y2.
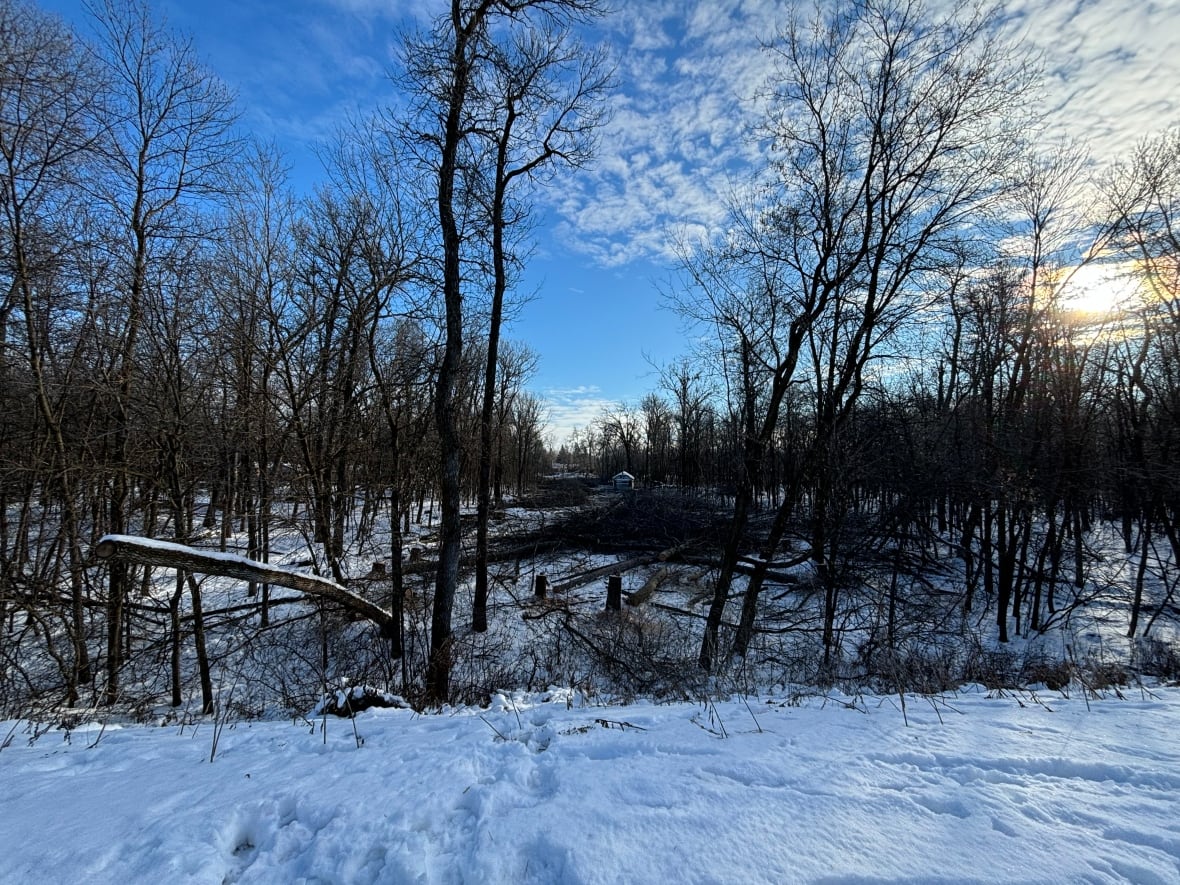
545 0 779 268
146 0 1180 275
1006 0 1180 165
539 386 619 445
549 0 1180 268
167 3 402 164
324 0 441 24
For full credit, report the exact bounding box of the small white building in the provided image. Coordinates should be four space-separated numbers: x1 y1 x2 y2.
612 471 635 490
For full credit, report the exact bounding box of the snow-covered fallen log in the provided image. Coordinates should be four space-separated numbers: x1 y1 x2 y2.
92 534 394 634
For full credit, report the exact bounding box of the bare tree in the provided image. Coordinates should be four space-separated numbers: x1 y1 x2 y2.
679 0 1038 669
1103 125 1180 633
0 0 106 702
213 141 298 626
658 358 714 489
85 0 240 703
397 0 607 702
319 126 425 663
471 17 611 633
599 402 643 475
508 390 548 495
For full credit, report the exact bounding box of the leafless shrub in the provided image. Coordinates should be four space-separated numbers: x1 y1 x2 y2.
581 607 707 699
1018 654 1074 692
869 646 964 695
1132 637 1180 681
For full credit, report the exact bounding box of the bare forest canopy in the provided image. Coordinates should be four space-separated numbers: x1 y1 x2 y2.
2 0 1179 716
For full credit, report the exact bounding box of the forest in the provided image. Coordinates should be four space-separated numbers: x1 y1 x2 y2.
2 0 1179 720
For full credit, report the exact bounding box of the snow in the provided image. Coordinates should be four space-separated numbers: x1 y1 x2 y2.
3 686 1179 884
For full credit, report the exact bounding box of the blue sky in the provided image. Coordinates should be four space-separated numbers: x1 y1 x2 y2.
39 0 1180 443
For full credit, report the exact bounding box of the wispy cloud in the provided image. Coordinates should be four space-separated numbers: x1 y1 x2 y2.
1002 0 1180 165
553 0 777 267
539 385 619 445
166 0 1180 272
177 2 402 162
550 0 1180 267
324 0 439 19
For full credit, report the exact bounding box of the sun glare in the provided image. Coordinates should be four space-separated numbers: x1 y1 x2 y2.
1061 261 1140 316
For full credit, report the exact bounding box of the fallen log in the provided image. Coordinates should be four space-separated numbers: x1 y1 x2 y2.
92 534 395 634
551 542 687 595
626 566 672 607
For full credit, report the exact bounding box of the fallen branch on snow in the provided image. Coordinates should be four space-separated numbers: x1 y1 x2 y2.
91 534 395 635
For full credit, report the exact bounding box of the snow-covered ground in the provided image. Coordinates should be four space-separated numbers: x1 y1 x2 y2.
3 685 1178 884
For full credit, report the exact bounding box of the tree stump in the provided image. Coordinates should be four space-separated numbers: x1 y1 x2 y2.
534 573 548 599
606 573 622 611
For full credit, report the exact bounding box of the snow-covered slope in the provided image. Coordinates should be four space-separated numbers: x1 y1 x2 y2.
2 686 1178 884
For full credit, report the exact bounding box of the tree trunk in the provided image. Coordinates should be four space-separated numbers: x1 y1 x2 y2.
388 434 405 660
732 488 798 659
1128 514 1151 638
170 571 183 708
180 571 214 715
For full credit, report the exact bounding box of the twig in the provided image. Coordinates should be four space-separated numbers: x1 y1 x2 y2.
86 720 108 750
478 714 509 741
344 694 364 749
594 718 646 731
740 695 763 734
0 720 20 753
